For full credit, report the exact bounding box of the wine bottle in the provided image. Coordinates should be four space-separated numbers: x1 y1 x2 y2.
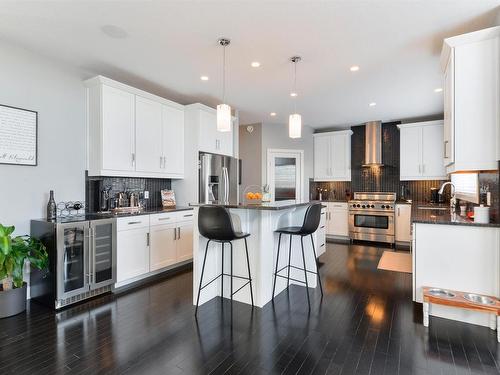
46 190 57 220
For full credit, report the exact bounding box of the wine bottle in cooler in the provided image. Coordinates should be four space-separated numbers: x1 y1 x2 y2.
46 190 57 220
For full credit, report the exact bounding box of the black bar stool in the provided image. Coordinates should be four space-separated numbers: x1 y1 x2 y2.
272 203 324 307
195 206 254 316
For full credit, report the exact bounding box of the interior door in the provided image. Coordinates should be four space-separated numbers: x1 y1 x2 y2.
101 85 135 172
150 224 177 271
162 104 184 175
89 219 116 290
135 95 163 173
267 150 303 201
56 222 89 299
400 126 422 179
422 124 446 179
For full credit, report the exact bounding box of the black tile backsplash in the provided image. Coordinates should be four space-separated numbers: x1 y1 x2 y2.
85 172 171 212
310 122 449 202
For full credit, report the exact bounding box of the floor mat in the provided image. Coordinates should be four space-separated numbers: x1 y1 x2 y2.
377 251 412 273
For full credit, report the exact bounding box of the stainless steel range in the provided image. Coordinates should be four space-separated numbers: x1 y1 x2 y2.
348 192 396 244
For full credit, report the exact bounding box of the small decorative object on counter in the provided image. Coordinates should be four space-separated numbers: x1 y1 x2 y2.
46 190 56 220
161 189 176 208
474 205 490 224
262 184 271 202
244 185 263 204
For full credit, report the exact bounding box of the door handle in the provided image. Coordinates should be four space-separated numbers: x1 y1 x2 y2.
443 140 448 158
173 228 177 241
146 232 150 246
160 156 163 168
177 227 181 240
128 221 142 225
132 153 135 166
398 207 400 216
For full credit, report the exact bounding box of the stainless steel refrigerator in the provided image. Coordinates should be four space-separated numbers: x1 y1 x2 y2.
199 152 239 204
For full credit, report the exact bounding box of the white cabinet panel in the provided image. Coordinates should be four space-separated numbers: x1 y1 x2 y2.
395 204 412 243
399 121 447 181
422 125 446 179
101 85 135 172
313 130 352 182
400 126 422 179
198 108 233 156
443 51 455 166
313 135 331 180
325 202 349 237
150 224 177 271
135 96 163 173
162 104 184 175
176 222 193 262
116 227 150 283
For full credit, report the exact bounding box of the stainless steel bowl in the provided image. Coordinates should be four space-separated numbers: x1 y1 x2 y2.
463 293 495 305
428 288 455 298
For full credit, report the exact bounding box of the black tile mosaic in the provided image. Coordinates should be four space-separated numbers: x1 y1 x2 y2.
85 172 171 212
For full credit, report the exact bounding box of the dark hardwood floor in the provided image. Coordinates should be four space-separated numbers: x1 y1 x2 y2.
1 242 499 375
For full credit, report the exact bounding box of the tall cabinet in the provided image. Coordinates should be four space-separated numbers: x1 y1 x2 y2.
313 130 353 181
441 26 500 172
85 76 185 178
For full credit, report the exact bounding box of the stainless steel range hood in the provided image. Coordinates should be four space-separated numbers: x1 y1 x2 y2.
362 121 383 167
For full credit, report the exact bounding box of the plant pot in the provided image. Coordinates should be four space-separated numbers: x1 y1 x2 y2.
0 282 27 318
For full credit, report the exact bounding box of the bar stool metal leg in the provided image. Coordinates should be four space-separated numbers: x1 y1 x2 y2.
195 240 211 316
221 242 224 299
272 233 282 301
287 234 292 288
300 236 311 308
244 238 254 307
230 241 233 302
309 234 323 297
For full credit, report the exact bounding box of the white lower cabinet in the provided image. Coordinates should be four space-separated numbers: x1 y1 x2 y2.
116 211 193 287
325 202 349 237
313 206 327 257
117 226 150 283
150 223 177 271
395 204 412 243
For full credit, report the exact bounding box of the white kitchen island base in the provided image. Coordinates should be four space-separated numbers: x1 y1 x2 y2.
192 202 324 308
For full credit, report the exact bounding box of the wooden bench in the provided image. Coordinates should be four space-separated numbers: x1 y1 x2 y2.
423 286 500 342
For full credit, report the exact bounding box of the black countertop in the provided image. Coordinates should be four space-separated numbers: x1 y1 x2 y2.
189 200 314 211
311 199 349 203
32 206 193 224
410 204 499 228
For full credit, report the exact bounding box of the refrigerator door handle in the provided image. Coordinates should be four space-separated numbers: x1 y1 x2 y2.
223 167 229 203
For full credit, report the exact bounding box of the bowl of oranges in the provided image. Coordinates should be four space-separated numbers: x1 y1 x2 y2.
243 185 263 204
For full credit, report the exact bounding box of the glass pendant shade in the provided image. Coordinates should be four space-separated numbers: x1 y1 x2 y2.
288 113 302 138
217 103 232 132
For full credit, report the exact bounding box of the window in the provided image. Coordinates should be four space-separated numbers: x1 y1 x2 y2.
451 173 479 204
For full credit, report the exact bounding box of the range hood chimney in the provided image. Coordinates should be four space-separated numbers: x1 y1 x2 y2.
363 121 383 167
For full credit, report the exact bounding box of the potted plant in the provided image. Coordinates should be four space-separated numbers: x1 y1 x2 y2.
0 224 48 318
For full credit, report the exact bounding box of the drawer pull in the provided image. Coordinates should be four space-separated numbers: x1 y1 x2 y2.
127 221 141 225
183 214 193 217
158 217 171 221
320 243 325 247
320 225 325 229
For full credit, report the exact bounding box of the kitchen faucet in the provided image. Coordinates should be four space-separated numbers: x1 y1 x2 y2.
438 181 456 210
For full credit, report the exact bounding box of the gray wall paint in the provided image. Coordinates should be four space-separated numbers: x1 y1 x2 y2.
0 42 87 235
238 123 262 201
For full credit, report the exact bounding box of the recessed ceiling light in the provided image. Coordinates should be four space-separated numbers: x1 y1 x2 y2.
434 87 443 93
200 76 209 81
290 92 298 97
270 112 276 116
101 25 128 39
369 102 377 107
350 65 360 72
251 62 261 68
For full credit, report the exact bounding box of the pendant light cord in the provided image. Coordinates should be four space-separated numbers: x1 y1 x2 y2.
293 60 297 113
222 44 226 104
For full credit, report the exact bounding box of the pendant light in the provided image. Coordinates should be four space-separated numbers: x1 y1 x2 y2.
289 56 302 139
217 38 232 132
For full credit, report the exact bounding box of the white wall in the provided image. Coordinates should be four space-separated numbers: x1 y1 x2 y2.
0 42 87 235
260 122 314 201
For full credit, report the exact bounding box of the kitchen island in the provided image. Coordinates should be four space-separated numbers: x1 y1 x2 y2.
190 201 324 308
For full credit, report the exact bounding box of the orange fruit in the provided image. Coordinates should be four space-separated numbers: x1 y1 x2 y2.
247 192 255 200
255 193 262 199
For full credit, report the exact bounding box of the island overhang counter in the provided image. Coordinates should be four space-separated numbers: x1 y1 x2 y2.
190 201 324 308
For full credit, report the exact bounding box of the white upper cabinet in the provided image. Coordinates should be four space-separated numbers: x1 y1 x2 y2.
85 76 185 178
100 85 136 172
135 95 163 173
398 121 447 181
161 104 184 177
441 27 500 172
313 130 352 181
197 105 233 156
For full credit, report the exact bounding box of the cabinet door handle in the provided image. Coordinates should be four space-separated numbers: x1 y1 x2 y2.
177 227 181 240
146 232 150 246
131 153 136 166
160 156 163 168
443 140 448 158
183 214 193 217
128 221 141 225
174 228 177 241
398 207 400 216
158 217 171 221
163 156 167 168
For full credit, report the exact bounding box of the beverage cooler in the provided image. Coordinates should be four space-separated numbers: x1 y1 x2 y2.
30 218 116 309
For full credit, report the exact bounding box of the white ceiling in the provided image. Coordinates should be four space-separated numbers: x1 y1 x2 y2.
0 1 499 129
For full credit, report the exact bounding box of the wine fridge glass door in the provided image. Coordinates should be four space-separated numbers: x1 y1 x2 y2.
90 219 116 289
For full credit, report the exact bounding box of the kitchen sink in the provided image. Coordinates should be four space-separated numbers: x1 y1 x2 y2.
417 206 449 211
